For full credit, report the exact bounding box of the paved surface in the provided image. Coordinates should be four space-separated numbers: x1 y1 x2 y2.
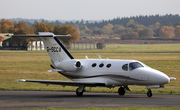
0 91 180 110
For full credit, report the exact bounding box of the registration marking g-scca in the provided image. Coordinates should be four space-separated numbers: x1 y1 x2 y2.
47 47 61 52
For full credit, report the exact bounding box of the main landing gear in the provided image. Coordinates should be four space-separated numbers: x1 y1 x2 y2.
118 87 125 95
76 85 85 96
147 89 153 97
118 86 131 96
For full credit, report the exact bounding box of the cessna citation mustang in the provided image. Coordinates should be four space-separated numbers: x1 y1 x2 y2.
7 32 176 97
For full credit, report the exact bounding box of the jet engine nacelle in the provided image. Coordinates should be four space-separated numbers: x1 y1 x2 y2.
54 59 82 72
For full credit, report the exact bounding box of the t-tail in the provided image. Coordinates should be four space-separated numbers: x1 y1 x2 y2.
38 32 74 62
6 32 82 72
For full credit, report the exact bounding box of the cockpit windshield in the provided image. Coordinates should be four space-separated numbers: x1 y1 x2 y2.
129 62 144 71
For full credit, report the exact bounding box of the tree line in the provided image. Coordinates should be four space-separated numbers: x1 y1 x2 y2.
1 14 180 43
5 14 180 39
27 14 180 28
85 14 180 28
0 19 79 48
77 19 180 39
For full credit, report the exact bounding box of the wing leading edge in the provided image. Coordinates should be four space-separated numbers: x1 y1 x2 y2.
15 79 106 87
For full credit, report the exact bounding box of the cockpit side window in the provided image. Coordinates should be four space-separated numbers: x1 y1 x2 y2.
122 64 128 71
129 62 144 71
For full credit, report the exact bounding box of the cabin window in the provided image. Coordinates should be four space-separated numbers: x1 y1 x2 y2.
129 62 144 71
92 63 97 67
99 63 104 68
106 64 111 68
122 64 128 71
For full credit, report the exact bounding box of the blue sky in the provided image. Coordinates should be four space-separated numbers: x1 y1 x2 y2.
1 0 180 20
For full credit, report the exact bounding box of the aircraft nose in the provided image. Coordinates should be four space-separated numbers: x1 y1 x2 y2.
154 70 170 84
146 68 170 84
160 74 170 84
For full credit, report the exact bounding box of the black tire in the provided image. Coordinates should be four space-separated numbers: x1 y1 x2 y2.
147 89 152 97
76 88 83 96
118 87 125 95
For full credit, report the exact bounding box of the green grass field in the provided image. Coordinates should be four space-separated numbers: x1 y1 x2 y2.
70 44 180 53
0 44 180 95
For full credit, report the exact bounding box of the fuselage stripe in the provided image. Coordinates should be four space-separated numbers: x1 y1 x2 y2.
59 72 144 81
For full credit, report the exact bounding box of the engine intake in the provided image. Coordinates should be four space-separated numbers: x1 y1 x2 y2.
75 61 81 68
54 59 82 72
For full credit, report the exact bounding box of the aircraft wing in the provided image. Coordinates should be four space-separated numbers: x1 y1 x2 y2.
15 79 106 87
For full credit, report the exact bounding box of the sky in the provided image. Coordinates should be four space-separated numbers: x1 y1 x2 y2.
0 0 180 21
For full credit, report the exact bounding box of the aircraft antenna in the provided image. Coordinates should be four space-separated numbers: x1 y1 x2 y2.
99 55 102 59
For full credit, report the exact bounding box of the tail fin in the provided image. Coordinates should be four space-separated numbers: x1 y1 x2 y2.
39 32 74 62
6 32 74 62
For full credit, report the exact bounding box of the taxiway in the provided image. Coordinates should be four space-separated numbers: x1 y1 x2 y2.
0 91 179 110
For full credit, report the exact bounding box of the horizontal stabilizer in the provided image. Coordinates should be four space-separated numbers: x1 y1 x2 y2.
15 79 106 87
5 34 71 38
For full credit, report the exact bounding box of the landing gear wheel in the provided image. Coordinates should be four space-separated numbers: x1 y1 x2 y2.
118 87 125 95
76 88 83 96
147 89 153 97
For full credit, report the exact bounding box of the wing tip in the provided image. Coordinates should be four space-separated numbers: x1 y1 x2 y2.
15 79 26 82
47 69 63 72
169 77 176 81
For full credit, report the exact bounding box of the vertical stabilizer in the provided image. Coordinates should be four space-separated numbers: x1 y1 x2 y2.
39 32 74 62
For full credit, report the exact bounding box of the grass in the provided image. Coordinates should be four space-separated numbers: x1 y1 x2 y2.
0 44 180 95
70 44 180 53
1 44 180 53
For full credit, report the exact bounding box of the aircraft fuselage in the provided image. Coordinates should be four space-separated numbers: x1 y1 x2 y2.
58 59 169 87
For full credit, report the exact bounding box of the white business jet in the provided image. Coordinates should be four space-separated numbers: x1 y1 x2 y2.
7 32 176 97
